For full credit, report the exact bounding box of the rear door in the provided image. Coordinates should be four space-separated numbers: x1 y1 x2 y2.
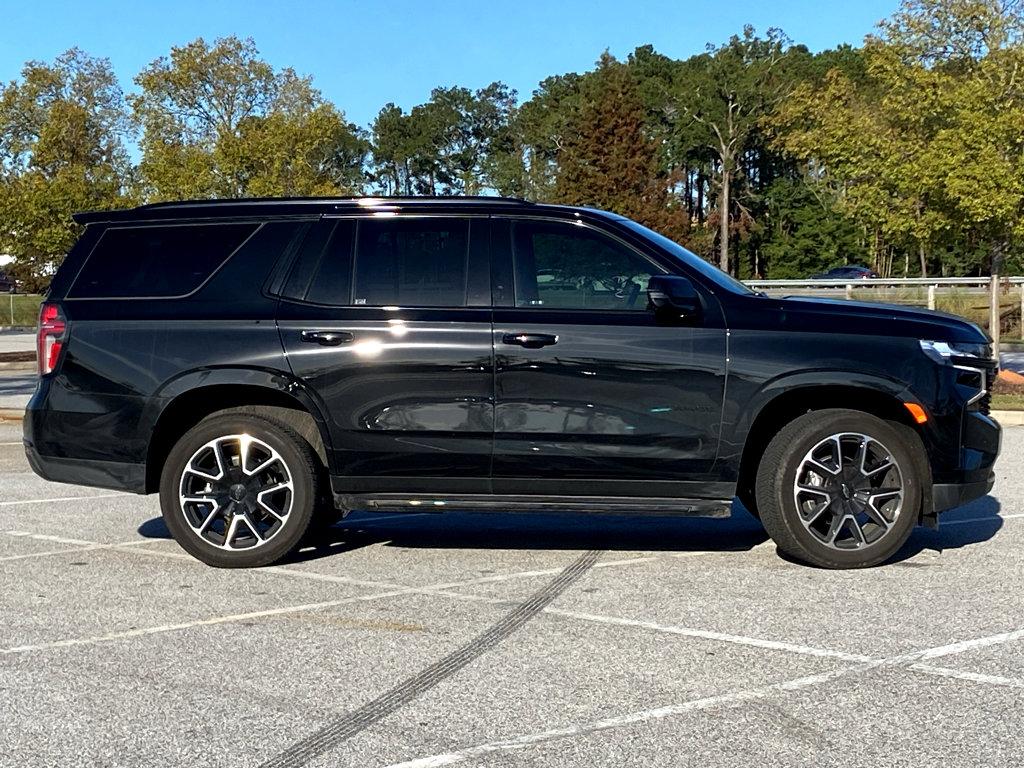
490 216 728 499
277 215 494 495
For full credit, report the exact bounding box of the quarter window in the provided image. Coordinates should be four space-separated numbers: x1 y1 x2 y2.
512 219 662 311
70 222 257 299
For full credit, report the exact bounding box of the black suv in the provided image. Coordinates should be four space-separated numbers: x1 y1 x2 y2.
24 197 1001 569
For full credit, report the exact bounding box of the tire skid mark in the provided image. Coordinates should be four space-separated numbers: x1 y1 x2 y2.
260 549 602 768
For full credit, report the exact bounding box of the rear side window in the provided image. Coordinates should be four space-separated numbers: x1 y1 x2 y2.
354 218 469 307
282 220 356 305
69 222 258 298
280 217 471 308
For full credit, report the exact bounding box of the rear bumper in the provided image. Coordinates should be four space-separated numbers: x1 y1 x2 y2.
23 397 146 493
24 441 146 493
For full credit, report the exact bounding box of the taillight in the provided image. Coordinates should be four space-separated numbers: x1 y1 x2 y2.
37 302 66 376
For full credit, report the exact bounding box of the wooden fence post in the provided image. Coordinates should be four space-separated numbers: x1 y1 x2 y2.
990 274 1000 356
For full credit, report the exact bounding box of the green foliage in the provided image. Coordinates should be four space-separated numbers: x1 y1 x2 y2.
371 83 516 195
0 49 132 292
758 177 869 279
131 36 368 200
3 4 1023 290
773 0 1024 277
551 53 687 240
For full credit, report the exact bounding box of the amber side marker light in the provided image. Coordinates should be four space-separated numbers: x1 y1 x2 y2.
904 402 928 424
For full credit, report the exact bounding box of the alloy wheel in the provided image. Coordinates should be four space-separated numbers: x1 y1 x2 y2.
792 432 904 550
178 433 294 550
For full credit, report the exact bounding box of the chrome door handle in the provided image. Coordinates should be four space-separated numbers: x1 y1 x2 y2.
300 330 354 346
502 333 558 349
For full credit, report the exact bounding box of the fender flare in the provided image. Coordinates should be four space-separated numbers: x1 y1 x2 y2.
142 366 336 471
724 368 916 450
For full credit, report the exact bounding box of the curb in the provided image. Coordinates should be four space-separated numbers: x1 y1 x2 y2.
992 410 1024 426
0 361 35 371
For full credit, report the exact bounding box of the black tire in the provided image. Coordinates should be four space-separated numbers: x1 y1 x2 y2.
755 409 922 569
159 412 320 568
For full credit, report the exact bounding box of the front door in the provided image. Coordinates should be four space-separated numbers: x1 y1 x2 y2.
490 217 728 499
277 215 494 494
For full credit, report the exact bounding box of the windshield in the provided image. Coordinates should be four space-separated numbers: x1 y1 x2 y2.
619 220 755 296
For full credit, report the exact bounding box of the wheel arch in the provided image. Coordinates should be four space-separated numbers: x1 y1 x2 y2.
734 380 932 521
144 369 333 494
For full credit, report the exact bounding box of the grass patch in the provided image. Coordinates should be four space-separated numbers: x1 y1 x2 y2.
992 393 1024 411
1 294 42 327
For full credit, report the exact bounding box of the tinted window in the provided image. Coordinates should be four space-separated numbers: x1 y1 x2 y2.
281 220 356 305
70 222 257 298
512 219 662 311
617 219 754 296
354 218 469 307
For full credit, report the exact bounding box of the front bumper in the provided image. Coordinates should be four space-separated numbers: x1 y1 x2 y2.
933 472 995 513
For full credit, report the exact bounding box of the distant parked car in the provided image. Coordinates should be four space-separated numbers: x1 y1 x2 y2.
0 272 15 293
810 265 879 280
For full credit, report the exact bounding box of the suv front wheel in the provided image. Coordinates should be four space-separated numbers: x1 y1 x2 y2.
159 413 319 568
755 409 922 569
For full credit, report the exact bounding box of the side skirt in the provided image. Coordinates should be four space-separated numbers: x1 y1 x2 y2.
333 493 733 518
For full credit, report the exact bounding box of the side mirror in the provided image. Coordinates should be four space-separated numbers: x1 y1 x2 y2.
647 275 702 324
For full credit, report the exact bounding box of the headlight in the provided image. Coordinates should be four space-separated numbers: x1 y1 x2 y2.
919 340 990 364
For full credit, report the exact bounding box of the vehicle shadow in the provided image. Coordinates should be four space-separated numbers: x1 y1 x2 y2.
892 495 1004 562
137 495 1004 567
137 500 771 564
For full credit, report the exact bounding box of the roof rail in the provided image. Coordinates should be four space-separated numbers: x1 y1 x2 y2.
72 195 538 223
134 195 532 210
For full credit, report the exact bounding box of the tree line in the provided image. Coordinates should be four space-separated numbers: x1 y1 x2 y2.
1 0 1022 292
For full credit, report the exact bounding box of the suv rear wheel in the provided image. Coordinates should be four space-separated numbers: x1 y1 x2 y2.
755 409 922 568
159 413 319 568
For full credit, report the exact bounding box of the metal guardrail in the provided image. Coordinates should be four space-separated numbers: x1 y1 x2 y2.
743 276 1024 354
745 277 1024 288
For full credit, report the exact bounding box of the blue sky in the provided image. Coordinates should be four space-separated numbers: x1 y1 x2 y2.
1 0 897 129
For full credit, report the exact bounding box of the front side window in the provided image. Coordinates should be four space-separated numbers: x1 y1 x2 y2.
512 219 662 311
354 218 469 307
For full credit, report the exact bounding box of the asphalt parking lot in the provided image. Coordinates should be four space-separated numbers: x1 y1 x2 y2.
1 418 1023 767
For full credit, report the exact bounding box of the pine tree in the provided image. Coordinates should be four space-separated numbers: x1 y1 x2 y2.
553 53 687 241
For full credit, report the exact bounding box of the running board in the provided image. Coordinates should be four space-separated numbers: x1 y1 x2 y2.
335 493 733 518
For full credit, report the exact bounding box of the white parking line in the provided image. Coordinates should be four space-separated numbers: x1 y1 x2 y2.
0 588 419 656
0 531 656 655
0 441 23 446
0 493 128 507
5 526 1021 707
0 539 153 563
389 626 1024 768
117 540 656 590
542 609 872 662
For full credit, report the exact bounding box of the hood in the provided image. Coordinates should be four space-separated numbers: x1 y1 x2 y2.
772 295 988 344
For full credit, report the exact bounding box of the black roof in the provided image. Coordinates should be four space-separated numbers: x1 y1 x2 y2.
71 196 580 224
